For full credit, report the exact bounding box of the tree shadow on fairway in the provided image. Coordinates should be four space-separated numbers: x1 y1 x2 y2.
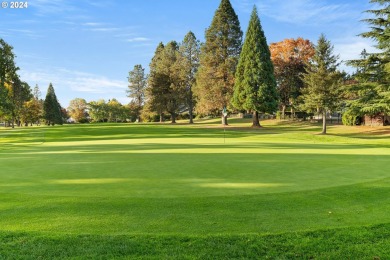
41 124 255 143
327 130 390 140
17 140 390 155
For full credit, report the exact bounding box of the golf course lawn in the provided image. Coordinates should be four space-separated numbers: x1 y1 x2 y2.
0 119 389 258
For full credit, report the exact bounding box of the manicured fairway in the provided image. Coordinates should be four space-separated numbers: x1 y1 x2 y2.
0 119 389 258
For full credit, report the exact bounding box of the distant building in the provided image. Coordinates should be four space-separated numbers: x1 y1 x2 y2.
364 114 390 126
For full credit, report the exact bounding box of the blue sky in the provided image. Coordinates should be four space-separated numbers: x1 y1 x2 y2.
0 0 377 107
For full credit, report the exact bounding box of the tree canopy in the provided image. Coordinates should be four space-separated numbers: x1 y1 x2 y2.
127 64 147 122
195 0 242 125
177 31 200 124
345 0 390 122
232 6 278 127
301 34 343 134
43 83 63 125
270 38 315 119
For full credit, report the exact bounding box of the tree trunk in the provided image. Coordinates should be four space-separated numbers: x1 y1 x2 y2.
189 102 194 124
171 113 176 124
321 111 327 135
221 115 228 126
291 107 295 120
137 115 141 123
252 111 261 127
188 92 194 124
11 113 15 128
281 105 286 120
159 113 163 123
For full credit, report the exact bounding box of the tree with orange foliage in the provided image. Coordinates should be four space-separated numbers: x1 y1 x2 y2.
270 38 314 119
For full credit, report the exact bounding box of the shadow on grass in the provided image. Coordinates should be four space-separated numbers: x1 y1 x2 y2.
13 140 389 154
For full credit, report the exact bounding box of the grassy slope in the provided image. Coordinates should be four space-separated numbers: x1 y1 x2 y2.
0 119 389 258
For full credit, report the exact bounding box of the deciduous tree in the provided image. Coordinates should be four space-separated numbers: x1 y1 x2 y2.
270 38 315 119
0 39 19 123
68 98 88 123
4 76 32 127
88 99 109 122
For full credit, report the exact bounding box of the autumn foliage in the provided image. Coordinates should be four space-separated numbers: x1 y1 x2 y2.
270 38 315 118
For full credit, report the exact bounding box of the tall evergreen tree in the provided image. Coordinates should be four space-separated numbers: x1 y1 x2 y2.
195 0 242 125
177 31 200 124
346 0 390 122
160 41 185 123
232 6 278 127
127 64 147 122
147 41 186 123
43 83 63 125
301 34 343 134
147 43 169 122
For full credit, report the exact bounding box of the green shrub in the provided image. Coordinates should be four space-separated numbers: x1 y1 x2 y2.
342 110 360 126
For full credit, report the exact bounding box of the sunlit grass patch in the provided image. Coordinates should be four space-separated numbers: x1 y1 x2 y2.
197 182 292 188
49 178 130 185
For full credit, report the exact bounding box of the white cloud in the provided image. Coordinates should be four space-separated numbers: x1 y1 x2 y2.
235 0 360 26
70 77 126 94
6 29 42 39
333 37 378 72
335 39 377 62
232 0 253 13
20 68 128 103
31 0 75 15
266 0 353 25
83 22 104 27
90 27 120 32
126 37 150 43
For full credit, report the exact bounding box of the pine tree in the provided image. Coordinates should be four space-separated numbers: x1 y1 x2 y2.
127 64 147 122
147 43 169 122
178 31 200 124
301 34 343 134
147 41 186 123
346 0 390 122
160 41 185 123
195 0 242 125
232 6 278 127
43 83 63 125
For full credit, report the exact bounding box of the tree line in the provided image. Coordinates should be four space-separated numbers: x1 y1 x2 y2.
127 0 388 133
1 0 388 133
0 38 67 127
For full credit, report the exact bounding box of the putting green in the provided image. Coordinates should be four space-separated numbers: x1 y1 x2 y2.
0 120 389 236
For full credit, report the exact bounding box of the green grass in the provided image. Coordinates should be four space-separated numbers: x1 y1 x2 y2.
0 119 389 258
